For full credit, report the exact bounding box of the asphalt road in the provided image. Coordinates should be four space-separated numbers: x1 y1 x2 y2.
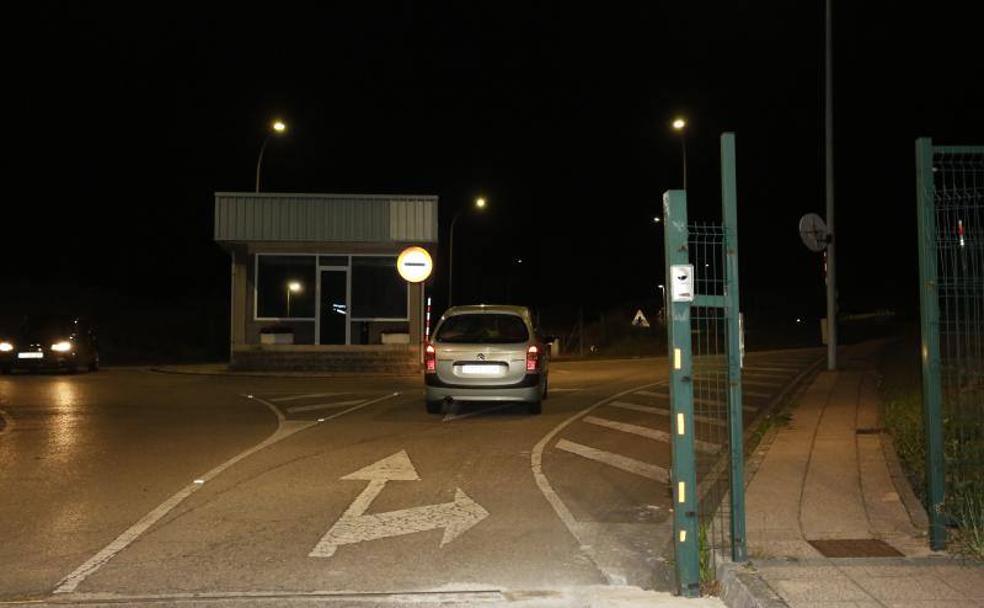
0 349 822 605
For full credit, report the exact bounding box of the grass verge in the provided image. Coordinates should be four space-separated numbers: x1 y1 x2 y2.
878 335 984 560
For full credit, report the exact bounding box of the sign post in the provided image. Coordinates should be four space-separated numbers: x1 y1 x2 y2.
663 189 700 598
398 246 435 364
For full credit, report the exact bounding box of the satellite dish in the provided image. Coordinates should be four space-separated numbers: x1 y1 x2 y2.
799 213 829 252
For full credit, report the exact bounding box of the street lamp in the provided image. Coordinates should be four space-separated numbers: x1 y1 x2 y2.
256 119 288 192
672 117 687 191
286 281 302 318
448 197 488 306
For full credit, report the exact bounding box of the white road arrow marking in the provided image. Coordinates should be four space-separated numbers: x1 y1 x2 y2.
309 451 489 558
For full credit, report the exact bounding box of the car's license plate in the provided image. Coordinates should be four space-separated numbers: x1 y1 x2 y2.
18 352 43 359
460 364 503 375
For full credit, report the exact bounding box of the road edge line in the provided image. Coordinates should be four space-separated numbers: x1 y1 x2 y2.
530 381 661 584
52 392 399 594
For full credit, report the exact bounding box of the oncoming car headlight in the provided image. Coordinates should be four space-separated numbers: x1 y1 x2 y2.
0 342 12 352
51 341 73 352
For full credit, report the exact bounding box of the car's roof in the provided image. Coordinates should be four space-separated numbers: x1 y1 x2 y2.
443 305 531 318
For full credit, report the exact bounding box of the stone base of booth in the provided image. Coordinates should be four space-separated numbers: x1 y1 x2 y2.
231 345 421 373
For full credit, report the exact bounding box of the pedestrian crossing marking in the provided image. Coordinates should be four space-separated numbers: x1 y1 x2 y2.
555 439 669 482
583 416 719 454
608 401 728 428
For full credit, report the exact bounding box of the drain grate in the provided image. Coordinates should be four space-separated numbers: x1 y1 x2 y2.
808 538 903 557
855 428 883 435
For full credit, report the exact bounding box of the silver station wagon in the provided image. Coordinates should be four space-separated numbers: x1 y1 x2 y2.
424 305 549 415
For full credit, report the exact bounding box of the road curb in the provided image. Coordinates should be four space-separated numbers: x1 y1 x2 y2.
880 423 931 531
717 560 788 608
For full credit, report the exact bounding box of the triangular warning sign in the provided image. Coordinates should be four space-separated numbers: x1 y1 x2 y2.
631 309 650 328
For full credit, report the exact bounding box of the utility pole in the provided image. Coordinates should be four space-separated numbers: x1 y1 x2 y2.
578 307 584 358
825 0 838 370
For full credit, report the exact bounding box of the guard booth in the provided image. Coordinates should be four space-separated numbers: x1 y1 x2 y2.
214 192 437 372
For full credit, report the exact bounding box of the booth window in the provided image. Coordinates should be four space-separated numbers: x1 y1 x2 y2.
256 255 316 319
351 256 407 320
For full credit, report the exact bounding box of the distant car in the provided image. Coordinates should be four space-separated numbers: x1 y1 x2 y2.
424 305 549 415
0 315 100 374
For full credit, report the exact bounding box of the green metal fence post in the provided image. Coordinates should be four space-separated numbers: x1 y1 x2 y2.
721 133 747 562
663 189 700 597
915 137 946 550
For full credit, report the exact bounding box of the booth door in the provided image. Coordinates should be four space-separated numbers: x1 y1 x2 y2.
319 270 348 344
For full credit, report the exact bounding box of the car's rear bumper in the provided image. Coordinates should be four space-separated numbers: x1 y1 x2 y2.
3 352 80 370
425 372 544 403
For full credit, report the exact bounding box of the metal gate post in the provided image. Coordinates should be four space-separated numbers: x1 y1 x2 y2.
915 137 946 550
663 189 700 597
721 133 747 562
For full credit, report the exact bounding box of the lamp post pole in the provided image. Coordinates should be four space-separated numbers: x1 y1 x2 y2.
286 281 301 319
448 197 487 307
672 117 688 191
448 210 462 307
255 120 287 193
824 0 838 370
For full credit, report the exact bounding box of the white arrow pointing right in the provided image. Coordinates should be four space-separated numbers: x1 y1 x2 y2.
309 451 489 558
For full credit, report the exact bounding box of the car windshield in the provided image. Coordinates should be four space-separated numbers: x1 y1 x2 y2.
435 314 529 344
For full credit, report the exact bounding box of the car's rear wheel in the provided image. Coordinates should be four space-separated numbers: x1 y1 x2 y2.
527 400 542 415
425 400 443 415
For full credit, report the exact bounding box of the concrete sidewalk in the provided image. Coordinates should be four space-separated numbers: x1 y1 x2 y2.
735 343 984 607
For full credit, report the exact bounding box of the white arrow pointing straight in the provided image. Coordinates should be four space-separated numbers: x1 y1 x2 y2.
310 450 489 558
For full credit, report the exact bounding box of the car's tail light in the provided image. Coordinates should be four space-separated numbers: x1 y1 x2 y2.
526 345 539 372
425 344 436 374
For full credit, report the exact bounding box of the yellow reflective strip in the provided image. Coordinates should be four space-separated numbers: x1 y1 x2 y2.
679 530 687 542
677 413 685 435
678 481 686 503
674 348 682 369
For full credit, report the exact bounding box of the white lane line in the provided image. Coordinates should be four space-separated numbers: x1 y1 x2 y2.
609 401 729 428
583 416 670 442
555 439 669 482
583 416 719 454
286 399 365 414
442 402 517 422
530 381 663 585
0 408 12 436
743 389 772 399
630 391 755 412
693 375 784 388
269 392 347 403
53 392 400 594
742 370 795 379
738 378 784 388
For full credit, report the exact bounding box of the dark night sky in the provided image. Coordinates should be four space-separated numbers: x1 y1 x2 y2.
6 2 983 336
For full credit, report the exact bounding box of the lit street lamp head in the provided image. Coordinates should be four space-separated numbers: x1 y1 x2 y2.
475 197 487 209
272 120 287 133
288 281 302 293
672 117 687 131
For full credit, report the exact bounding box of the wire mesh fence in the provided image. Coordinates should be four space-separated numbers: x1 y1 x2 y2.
688 222 733 578
932 148 984 518
917 140 984 549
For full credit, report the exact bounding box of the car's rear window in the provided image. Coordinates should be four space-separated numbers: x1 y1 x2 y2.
435 314 529 344
21 316 76 335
